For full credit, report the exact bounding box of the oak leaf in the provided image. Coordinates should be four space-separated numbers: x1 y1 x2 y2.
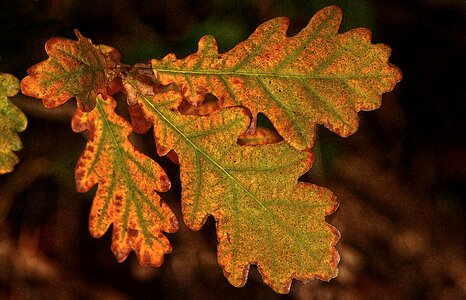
134 88 339 293
72 94 178 266
0 73 27 174
151 6 401 149
21 30 119 111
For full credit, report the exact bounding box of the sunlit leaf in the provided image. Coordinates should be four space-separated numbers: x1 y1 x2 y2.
0 73 27 174
151 6 401 149
21 30 119 111
134 88 339 293
72 94 178 266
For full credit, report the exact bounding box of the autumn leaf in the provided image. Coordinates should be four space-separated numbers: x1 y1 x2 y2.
21 30 119 111
0 73 27 174
132 87 339 293
72 94 178 266
151 5 401 149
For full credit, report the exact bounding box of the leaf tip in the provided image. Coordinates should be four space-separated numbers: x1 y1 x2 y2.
198 35 219 52
321 5 343 17
113 248 131 263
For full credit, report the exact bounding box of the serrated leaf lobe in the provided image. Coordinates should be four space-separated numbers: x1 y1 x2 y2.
151 6 401 149
72 94 178 266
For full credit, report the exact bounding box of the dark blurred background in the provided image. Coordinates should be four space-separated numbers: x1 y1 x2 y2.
0 0 465 299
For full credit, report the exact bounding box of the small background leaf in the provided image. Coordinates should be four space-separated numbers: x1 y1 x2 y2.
0 73 27 174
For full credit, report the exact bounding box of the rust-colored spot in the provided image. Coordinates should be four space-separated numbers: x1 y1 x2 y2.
142 251 152 266
127 228 139 238
128 103 152 134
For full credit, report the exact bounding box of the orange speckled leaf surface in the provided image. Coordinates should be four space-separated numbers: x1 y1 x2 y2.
21 30 118 111
134 88 339 293
72 94 178 266
151 6 401 150
0 73 27 174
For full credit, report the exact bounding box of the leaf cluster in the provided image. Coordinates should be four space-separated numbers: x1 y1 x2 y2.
15 6 400 293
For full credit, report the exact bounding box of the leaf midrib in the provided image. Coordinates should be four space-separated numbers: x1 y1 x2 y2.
155 68 397 80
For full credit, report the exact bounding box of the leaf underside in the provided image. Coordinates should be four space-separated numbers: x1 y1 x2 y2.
0 73 27 174
21 30 117 111
134 88 339 293
151 5 402 150
72 94 178 266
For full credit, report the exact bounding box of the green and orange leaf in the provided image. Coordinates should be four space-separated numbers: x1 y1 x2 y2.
133 88 339 293
151 5 401 149
72 94 178 266
21 30 119 111
0 73 27 174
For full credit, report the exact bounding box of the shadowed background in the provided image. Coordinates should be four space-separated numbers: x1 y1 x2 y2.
0 0 465 299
